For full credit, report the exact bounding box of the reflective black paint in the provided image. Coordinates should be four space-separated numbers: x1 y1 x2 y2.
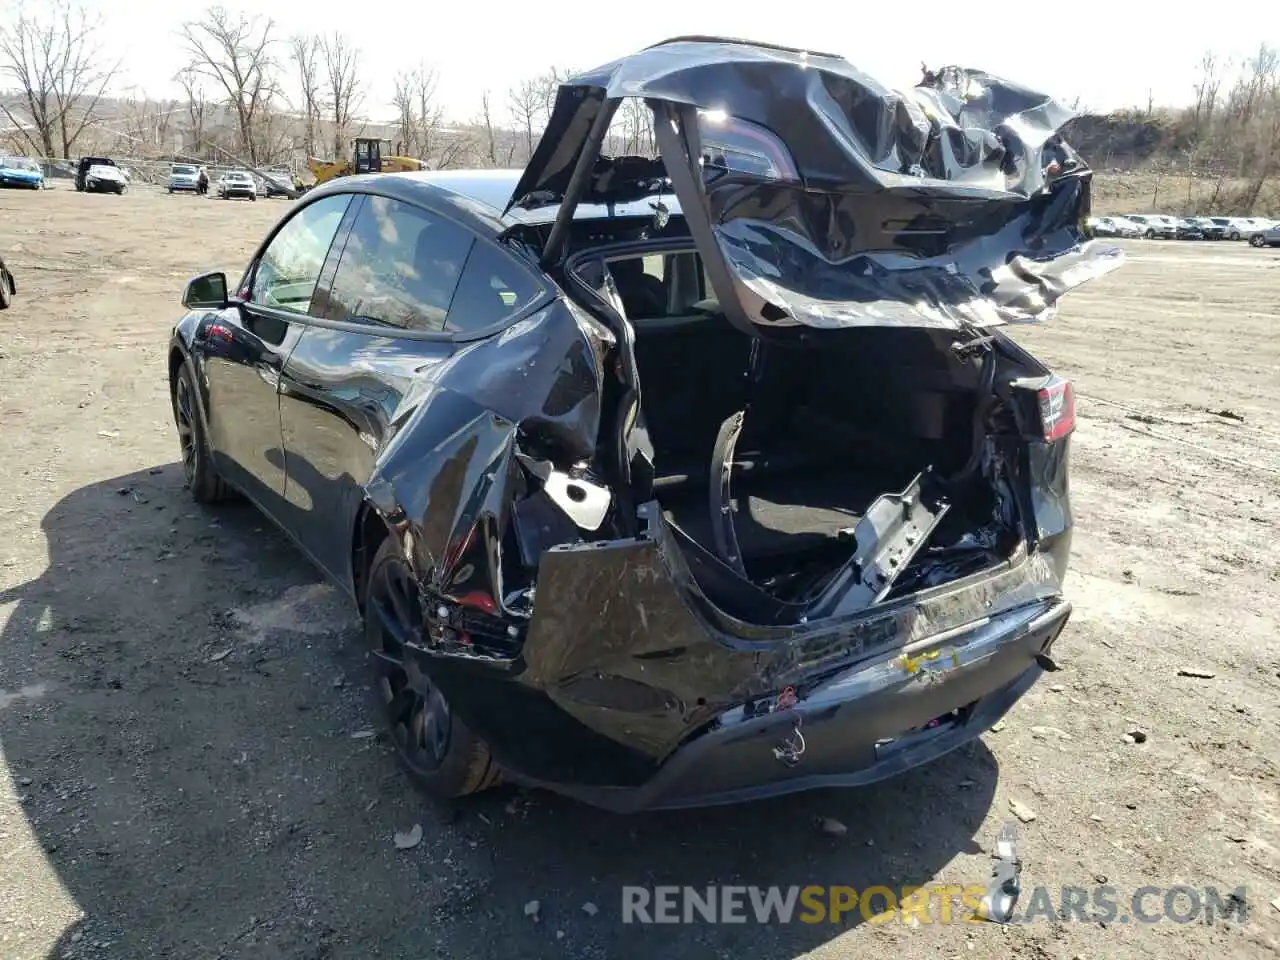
168 38 1109 810
512 37 1123 331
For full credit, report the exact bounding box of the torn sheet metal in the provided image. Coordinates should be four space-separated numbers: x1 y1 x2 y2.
510 37 1122 333
974 820 1023 923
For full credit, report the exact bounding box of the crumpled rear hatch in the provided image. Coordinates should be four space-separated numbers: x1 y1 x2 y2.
507 37 1121 335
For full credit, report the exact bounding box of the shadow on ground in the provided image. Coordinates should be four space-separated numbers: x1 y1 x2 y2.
0 466 1002 960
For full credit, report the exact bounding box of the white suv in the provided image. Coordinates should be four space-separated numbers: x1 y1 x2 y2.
216 170 258 201
168 164 200 194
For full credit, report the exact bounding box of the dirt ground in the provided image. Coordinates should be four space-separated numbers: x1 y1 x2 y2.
1 184 1278 960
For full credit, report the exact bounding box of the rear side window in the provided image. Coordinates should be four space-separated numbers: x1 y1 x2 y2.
249 193 350 314
444 240 543 335
325 195 471 331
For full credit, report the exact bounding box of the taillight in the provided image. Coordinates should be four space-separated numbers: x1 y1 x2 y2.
1037 377 1075 442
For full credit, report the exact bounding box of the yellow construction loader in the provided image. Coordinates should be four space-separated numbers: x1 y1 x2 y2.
306 137 426 187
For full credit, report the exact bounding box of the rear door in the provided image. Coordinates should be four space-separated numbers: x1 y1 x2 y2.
277 193 472 581
201 192 352 514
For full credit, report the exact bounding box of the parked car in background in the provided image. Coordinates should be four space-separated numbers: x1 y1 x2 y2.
81 162 127 195
168 164 201 194
1112 216 1147 237
75 156 122 193
1175 218 1203 240
1192 217 1224 240
1086 216 1141 238
1208 217 1235 238
165 37 1114 810
0 156 44 190
216 170 257 201
1225 217 1271 240
1126 214 1179 239
258 171 297 198
1248 223 1280 247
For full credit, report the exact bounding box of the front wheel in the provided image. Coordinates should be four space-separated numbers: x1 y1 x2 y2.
1250 234 1266 247
172 361 230 503
363 538 501 800
0 265 12 310
1144 229 1155 239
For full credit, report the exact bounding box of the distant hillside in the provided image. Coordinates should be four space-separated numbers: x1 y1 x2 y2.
1063 109 1280 217
1063 114 1196 170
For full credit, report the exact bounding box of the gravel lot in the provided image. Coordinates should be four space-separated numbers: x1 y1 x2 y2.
1 185 1278 960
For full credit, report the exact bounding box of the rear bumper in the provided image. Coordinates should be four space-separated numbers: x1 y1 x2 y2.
508 598 1070 812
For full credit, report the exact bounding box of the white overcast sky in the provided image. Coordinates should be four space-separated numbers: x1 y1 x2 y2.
31 0 1280 121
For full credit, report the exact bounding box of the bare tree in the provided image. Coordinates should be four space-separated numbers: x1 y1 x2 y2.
0 0 119 158
479 89 498 166
175 66 209 158
508 78 540 161
181 6 278 163
321 32 362 159
391 62 468 167
288 33 322 157
117 89 176 155
534 66 573 125
614 97 655 155
392 64 435 157
1192 51 1224 130
391 71 416 156
437 130 477 170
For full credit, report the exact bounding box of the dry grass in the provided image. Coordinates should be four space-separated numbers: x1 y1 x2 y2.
1092 170 1280 217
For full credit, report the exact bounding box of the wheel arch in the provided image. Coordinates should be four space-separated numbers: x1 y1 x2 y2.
167 340 215 449
351 500 393 611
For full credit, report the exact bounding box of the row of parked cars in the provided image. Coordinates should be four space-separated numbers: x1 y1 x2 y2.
0 155 133 193
166 163 298 200
1086 213 1280 246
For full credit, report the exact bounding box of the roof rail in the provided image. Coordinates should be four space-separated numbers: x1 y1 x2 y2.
645 35 843 60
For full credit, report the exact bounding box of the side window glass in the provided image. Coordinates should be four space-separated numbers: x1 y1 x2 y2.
444 240 543 335
249 194 350 314
326 195 471 331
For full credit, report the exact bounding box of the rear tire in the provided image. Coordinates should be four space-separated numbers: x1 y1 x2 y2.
363 538 501 800
0 265 12 310
1144 229 1155 239
1250 234 1265 247
172 361 230 503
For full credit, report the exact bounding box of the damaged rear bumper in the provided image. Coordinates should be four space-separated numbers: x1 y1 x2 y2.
510 597 1068 811
424 495 1074 812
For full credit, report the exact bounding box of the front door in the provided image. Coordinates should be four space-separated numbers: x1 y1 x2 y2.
201 193 352 512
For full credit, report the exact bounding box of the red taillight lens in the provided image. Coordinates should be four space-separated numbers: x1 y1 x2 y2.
1037 377 1075 442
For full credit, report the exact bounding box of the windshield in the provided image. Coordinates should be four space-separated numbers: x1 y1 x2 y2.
226 172 251 181
88 165 118 177
1 157 38 172
173 165 196 175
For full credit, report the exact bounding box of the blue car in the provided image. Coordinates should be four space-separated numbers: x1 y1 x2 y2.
0 156 44 189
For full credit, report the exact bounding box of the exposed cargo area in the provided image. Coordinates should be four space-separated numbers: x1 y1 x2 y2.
611 251 1026 608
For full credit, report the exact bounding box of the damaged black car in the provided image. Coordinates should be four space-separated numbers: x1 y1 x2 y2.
167 37 1121 811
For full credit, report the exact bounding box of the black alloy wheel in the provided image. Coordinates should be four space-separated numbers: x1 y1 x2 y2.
172 362 229 502
363 538 500 799
1250 234 1266 247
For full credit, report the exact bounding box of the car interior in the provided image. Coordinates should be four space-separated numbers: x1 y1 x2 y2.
605 249 1003 588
